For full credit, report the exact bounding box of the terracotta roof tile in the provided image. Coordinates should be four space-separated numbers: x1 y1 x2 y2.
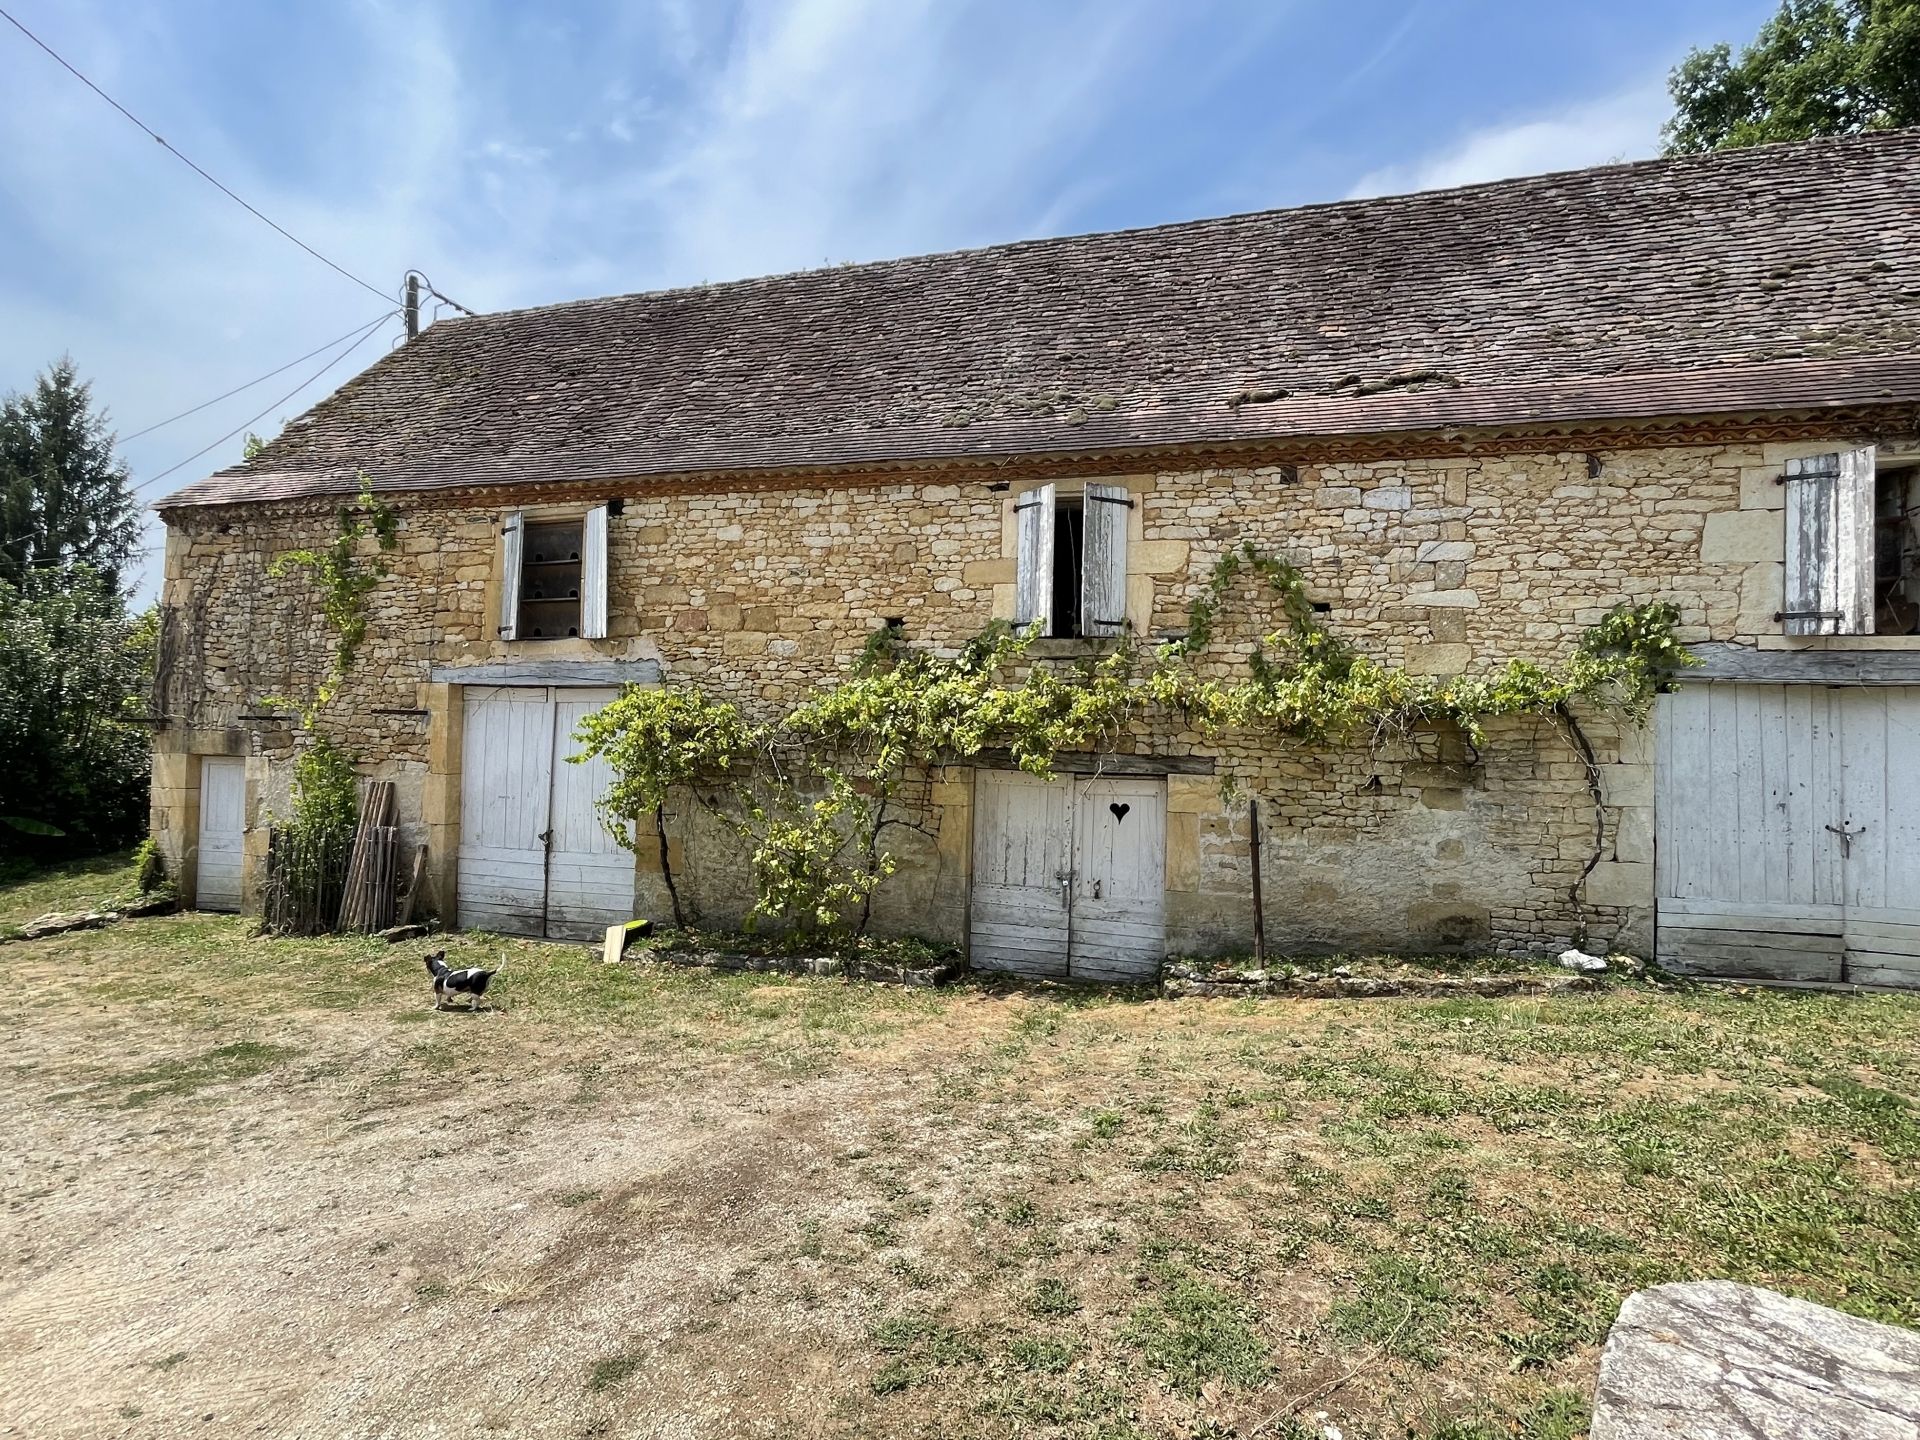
159 128 1920 510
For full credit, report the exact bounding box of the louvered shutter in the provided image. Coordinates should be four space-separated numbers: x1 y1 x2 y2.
1080 483 1131 638
1013 484 1055 635
498 510 524 640
1783 448 1875 635
580 504 609 639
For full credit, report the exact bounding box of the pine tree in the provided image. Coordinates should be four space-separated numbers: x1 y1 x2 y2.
0 359 142 593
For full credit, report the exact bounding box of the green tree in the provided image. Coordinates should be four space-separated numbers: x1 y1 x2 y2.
0 359 142 593
0 567 154 859
1664 0 1920 154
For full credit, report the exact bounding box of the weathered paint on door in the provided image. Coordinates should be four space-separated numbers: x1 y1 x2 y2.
1655 682 1920 987
969 770 1166 983
546 691 637 939
969 770 1071 978
195 756 246 912
1069 776 1168 982
456 686 635 941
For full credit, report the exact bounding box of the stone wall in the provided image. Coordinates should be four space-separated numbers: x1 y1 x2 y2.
151 430 1920 957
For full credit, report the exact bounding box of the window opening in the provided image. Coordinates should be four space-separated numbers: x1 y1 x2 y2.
1052 499 1085 638
1876 464 1920 635
520 520 584 639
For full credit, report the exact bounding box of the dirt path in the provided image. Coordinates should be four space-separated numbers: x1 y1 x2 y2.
0 958 936 1439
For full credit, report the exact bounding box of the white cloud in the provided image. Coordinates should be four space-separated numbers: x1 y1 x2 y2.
1344 85 1669 200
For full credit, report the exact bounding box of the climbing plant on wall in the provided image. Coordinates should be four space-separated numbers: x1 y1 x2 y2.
572 546 1698 943
266 475 399 721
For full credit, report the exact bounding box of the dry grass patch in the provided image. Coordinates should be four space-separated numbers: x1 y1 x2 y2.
1 901 1916 1438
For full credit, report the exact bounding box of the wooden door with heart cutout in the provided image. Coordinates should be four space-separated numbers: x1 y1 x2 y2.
1069 775 1167 983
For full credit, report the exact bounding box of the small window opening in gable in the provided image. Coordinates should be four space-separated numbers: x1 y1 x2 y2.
1875 463 1920 635
520 519 584 639
1051 498 1086 639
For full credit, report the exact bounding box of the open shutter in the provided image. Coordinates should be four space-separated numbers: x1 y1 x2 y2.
1013 484 1055 635
1783 448 1875 635
1836 446 1876 634
1081 483 1132 638
580 504 609 639
498 510 524 640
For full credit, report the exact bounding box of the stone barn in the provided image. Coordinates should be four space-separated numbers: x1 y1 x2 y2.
150 129 1920 986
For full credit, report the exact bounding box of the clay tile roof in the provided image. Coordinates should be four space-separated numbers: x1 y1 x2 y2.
159 128 1920 510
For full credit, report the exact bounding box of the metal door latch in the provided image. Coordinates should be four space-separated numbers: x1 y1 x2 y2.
1825 821 1865 858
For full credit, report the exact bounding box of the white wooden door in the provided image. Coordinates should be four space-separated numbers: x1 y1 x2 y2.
546 690 637 941
1834 687 1920 987
457 687 635 940
969 771 1166 983
970 770 1072 978
1069 776 1167 982
458 687 553 935
1655 683 1920 986
195 756 246 912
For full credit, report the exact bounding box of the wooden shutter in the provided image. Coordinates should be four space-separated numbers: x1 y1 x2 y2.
580 504 609 639
1081 483 1131 637
1013 484 1055 635
1836 447 1876 634
1783 448 1875 635
498 510 524 640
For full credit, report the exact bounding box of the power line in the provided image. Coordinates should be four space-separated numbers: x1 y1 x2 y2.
120 312 398 442
134 313 397 495
0 6 393 306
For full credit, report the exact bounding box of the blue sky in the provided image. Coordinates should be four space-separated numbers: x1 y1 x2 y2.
0 0 1776 601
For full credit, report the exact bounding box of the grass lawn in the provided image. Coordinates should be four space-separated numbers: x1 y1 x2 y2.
1 856 1916 1438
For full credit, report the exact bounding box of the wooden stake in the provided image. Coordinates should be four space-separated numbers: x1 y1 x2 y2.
396 844 429 924
1249 797 1267 963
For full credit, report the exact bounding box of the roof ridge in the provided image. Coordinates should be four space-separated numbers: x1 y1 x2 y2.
454 127 1920 326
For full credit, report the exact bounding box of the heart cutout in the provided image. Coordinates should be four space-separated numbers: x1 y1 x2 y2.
1109 802 1130 823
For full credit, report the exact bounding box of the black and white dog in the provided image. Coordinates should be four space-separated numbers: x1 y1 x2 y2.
424 950 497 1011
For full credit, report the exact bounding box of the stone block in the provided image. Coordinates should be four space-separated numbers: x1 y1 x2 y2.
1165 812 1200 891
1405 643 1472 676
1131 539 1191 575
1700 509 1783 563
1166 776 1217 815
1315 486 1362 509
1415 540 1475 563
1583 860 1652 907
1420 787 1466 811
1614 805 1653 864
962 558 1014 586
1363 486 1412 510
1428 609 1467 642
1421 589 1481 608
1599 763 1653 808
1739 465 1787 512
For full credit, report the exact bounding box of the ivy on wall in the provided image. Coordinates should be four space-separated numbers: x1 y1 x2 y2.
572 546 1698 942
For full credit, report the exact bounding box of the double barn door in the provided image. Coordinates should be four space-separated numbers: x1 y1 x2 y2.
970 770 1166 983
1655 682 1920 987
456 686 634 941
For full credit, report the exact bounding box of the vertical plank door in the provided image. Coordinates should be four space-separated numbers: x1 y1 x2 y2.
1838 686 1920 987
546 688 637 941
1068 775 1167 983
970 770 1072 977
457 686 554 936
195 756 247 912
1654 682 1845 980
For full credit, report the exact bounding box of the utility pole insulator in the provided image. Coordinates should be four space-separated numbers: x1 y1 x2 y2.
404 273 420 341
